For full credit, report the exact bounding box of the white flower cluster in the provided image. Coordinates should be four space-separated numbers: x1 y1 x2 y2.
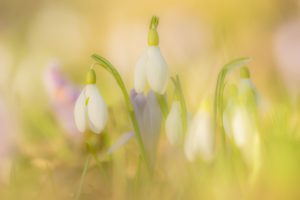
73 17 260 166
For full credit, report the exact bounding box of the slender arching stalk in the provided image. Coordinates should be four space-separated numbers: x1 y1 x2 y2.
213 57 251 151
91 53 151 173
75 155 91 200
155 93 169 119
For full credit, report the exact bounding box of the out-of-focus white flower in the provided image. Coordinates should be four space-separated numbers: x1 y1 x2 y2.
44 61 82 141
232 106 255 148
74 69 108 134
134 17 169 94
224 68 260 137
232 105 260 166
184 100 214 162
166 101 183 145
131 89 162 164
223 68 261 166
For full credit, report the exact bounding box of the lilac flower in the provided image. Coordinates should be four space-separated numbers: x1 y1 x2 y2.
130 89 162 164
44 61 82 142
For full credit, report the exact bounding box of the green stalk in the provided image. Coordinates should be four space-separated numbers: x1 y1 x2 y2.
91 54 151 173
155 93 169 119
213 57 251 150
75 155 90 200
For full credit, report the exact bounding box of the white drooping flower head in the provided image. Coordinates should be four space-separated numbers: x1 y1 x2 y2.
166 101 183 145
184 99 215 162
74 69 108 134
223 67 260 138
223 67 261 168
134 16 169 94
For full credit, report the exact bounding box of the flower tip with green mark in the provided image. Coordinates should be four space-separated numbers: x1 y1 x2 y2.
148 16 159 46
86 68 96 84
240 67 250 79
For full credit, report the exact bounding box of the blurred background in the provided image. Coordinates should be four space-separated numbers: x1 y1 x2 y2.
1 0 300 199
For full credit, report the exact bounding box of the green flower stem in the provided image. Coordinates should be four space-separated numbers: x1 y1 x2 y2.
171 75 188 133
75 155 91 200
155 93 169 119
214 57 251 151
91 54 151 173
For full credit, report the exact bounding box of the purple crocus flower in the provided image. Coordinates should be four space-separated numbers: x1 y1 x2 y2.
44 61 82 143
130 89 162 164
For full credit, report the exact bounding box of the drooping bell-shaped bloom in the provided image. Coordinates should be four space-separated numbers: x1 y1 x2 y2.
223 68 261 167
184 99 214 162
134 16 169 94
44 61 81 141
166 101 183 145
131 89 162 164
74 69 108 134
223 67 260 139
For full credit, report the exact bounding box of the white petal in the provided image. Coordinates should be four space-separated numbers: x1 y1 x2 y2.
85 84 108 134
166 101 183 145
134 51 148 93
146 47 169 94
184 110 214 162
184 122 197 162
194 111 214 161
232 107 251 147
74 89 86 133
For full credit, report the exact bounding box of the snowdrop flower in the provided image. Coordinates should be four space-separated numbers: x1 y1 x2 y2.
44 61 82 141
131 89 162 164
184 99 214 162
74 69 108 134
134 16 169 94
223 68 261 166
224 68 260 139
166 101 183 145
